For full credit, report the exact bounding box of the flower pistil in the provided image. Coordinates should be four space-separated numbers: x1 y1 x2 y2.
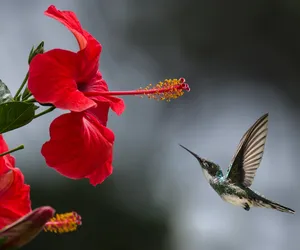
84 78 190 102
44 211 82 234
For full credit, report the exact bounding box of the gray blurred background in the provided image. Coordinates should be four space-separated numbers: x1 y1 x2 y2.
0 0 300 249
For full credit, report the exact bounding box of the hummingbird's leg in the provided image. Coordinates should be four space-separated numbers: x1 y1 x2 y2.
243 203 250 211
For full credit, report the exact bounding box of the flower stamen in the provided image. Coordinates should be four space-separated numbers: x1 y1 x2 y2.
43 211 82 234
138 78 190 102
84 78 190 102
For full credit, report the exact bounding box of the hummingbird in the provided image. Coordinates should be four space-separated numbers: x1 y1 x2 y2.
179 113 295 214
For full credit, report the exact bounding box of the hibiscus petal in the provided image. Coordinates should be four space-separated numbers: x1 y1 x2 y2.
41 112 115 185
94 95 125 116
0 171 14 202
87 103 109 127
85 72 125 116
28 49 96 112
45 5 87 50
0 206 55 249
0 135 9 153
87 154 113 186
0 135 15 174
45 5 101 61
0 168 31 230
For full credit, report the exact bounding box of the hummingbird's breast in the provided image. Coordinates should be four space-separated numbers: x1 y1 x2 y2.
210 179 252 207
221 193 252 207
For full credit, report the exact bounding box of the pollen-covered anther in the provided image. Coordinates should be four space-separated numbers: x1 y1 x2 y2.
138 78 190 102
44 211 82 234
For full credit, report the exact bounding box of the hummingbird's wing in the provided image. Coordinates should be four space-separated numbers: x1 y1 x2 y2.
225 113 269 187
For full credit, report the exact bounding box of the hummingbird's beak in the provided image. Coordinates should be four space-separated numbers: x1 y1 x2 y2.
179 144 204 164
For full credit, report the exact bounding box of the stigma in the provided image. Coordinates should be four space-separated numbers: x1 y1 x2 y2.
44 211 82 234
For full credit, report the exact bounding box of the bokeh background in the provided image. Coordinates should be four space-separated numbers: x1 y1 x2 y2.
0 0 300 249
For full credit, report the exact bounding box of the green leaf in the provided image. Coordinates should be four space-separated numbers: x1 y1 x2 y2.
0 80 13 104
0 102 36 134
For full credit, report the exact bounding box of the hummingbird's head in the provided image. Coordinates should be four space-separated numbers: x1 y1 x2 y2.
179 144 223 177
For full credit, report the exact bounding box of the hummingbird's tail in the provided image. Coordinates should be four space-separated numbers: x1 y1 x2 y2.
267 201 295 214
249 189 295 214
259 199 295 214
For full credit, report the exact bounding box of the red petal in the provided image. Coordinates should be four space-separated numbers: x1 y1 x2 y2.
0 168 31 229
85 72 125 116
28 49 96 112
45 5 90 50
45 5 101 61
87 103 109 127
0 206 55 249
94 95 125 116
0 135 9 153
0 135 15 175
41 112 114 185
87 154 113 186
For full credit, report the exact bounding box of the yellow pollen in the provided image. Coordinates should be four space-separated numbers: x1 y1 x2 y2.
138 78 190 102
43 211 82 234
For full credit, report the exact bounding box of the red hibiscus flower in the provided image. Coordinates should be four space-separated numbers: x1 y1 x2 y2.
0 206 82 249
0 136 82 249
28 5 190 186
0 135 31 230
0 207 55 249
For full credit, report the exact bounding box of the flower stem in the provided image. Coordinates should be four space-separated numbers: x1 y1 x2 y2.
25 98 36 103
14 72 29 100
0 144 24 157
22 91 33 101
33 106 56 119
